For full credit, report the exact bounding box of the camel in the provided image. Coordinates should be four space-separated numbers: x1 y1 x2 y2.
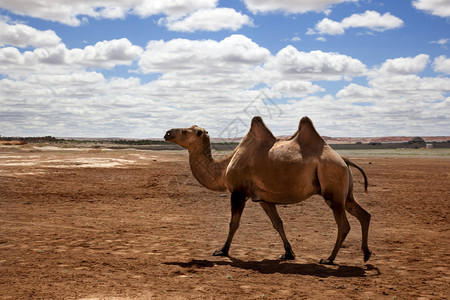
164 116 371 264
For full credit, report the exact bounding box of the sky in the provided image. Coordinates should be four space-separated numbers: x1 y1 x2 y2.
0 0 449 139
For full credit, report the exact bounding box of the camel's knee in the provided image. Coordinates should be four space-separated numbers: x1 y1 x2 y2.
346 199 371 221
365 211 371 223
333 209 350 234
340 220 350 236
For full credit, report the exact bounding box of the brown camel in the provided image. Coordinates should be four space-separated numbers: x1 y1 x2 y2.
164 116 371 264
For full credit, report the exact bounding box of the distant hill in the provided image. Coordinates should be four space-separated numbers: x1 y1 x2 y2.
2 135 449 146
211 136 450 144
322 136 450 144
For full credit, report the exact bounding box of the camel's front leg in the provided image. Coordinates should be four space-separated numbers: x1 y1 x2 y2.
213 191 247 257
259 202 295 260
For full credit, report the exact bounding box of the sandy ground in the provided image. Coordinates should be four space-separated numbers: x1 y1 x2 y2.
0 146 449 299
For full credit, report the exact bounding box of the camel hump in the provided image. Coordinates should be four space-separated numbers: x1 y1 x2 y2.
296 116 326 150
246 116 276 142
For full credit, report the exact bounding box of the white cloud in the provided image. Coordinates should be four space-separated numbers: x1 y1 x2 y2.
413 0 450 17
268 80 324 98
0 38 143 75
132 0 217 18
0 0 248 32
433 55 450 74
70 38 143 68
313 18 345 35
369 75 450 96
375 54 430 75
310 10 404 35
334 74 450 135
138 37 367 95
0 19 61 48
336 83 383 99
160 8 253 32
0 71 162 137
98 6 127 19
137 35 274 111
139 34 270 75
0 0 218 26
244 0 356 14
430 38 449 48
263 45 366 81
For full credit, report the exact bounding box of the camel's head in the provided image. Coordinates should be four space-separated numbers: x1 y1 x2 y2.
164 125 209 150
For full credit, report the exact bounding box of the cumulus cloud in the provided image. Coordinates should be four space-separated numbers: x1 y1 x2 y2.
244 0 356 14
374 54 430 75
0 19 61 48
267 80 324 98
0 70 161 137
263 45 366 81
0 0 218 26
1 23 448 138
336 83 383 99
413 0 450 17
334 74 450 136
0 0 251 32
160 8 253 32
0 38 143 75
138 36 367 99
136 35 276 111
70 38 143 68
433 55 450 74
369 75 450 96
139 34 270 75
339 71 450 105
309 10 404 35
132 0 217 18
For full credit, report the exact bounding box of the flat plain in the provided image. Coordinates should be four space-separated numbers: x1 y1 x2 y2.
0 146 449 299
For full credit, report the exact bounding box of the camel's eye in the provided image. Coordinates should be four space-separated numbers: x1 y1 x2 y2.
196 130 203 137
182 129 187 134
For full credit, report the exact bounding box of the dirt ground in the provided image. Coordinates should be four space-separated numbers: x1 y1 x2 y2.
0 146 449 299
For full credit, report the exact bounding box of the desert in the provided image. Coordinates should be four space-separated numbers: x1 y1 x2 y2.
0 145 449 299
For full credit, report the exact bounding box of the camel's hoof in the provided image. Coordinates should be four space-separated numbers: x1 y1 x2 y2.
364 250 372 262
212 249 228 257
319 258 335 265
279 253 296 260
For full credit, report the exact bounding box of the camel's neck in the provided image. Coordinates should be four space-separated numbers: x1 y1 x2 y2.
188 137 230 192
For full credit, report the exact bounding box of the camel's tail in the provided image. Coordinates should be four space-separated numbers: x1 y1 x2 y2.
343 157 368 193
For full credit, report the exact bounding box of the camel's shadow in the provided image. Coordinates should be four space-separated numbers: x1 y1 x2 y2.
164 257 380 278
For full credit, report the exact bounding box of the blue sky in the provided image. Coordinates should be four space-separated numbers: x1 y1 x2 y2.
0 0 449 138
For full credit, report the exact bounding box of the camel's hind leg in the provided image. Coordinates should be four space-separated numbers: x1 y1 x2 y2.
213 191 246 257
259 202 295 260
320 198 350 265
345 193 372 262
